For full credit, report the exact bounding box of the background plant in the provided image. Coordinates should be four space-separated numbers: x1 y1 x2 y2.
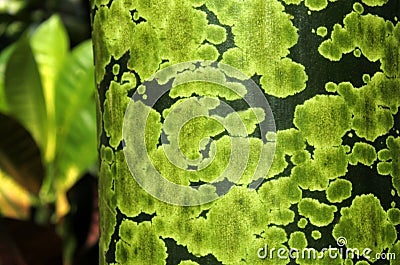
0 9 98 265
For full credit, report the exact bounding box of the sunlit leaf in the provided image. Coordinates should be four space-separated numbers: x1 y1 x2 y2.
31 15 69 162
4 36 48 152
0 169 32 220
54 40 97 203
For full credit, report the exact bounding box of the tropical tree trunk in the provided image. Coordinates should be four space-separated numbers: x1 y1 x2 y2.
91 0 400 264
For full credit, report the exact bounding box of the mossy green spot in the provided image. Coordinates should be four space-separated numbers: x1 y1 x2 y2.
178 116 224 160
259 177 302 210
100 145 114 164
316 26 328 37
331 24 354 54
298 217 308 228
196 44 219 61
217 0 304 95
224 108 265 135
311 230 322 240
349 142 377 166
314 146 348 177
305 0 328 11
245 226 289 265
128 22 162 81
292 160 330 191
320 12 390 63
371 73 400 114
276 129 306 155
103 81 131 148
178 261 199 265
333 194 396 261
337 79 394 141
260 58 308 98
237 139 275 185
116 221 167 265
112 64 120 75
98 160 116 264
121 72 137 88
318 39 342 61
170 67 247 100
269 208 296 225
353 2 364 14
137 85 146 95
353 49 362 57
289 231 307 249
265 133 277 145
325 82 337 92
186 187 268 264
161 4 209 63
292 146 348 191
92 0 135 83
291 150 311 165
377 137 400 194
282 0 303 4
388 208 400 225
362 74 370 83
378 161 392 175
206 24 226 45
294 95 351 147
326 179 352 203
114 151 157 216
361 0 388 7
298 198 337 227
135 0 172 28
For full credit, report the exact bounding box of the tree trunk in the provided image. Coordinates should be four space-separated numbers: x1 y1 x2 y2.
91 0 400 264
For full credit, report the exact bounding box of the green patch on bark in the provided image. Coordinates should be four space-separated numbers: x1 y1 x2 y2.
289 231 308 249
326 179 352 203
349 142 377 166
377 137 400 195
294 95 351 147
116 221 167 265
298 198 337 227
333 194 396 262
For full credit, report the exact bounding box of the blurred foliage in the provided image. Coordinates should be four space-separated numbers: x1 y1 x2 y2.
0 14 97 221
0 12 97 265
0 0 91 50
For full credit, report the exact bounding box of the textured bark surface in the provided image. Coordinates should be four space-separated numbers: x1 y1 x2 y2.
91 0 400 264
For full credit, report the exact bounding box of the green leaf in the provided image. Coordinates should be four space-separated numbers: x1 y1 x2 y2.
54 40 97 192
0 45 15 113
30 14 69 162
4 36 48 152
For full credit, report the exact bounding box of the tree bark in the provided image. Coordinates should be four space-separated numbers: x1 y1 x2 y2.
91 0 400 264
